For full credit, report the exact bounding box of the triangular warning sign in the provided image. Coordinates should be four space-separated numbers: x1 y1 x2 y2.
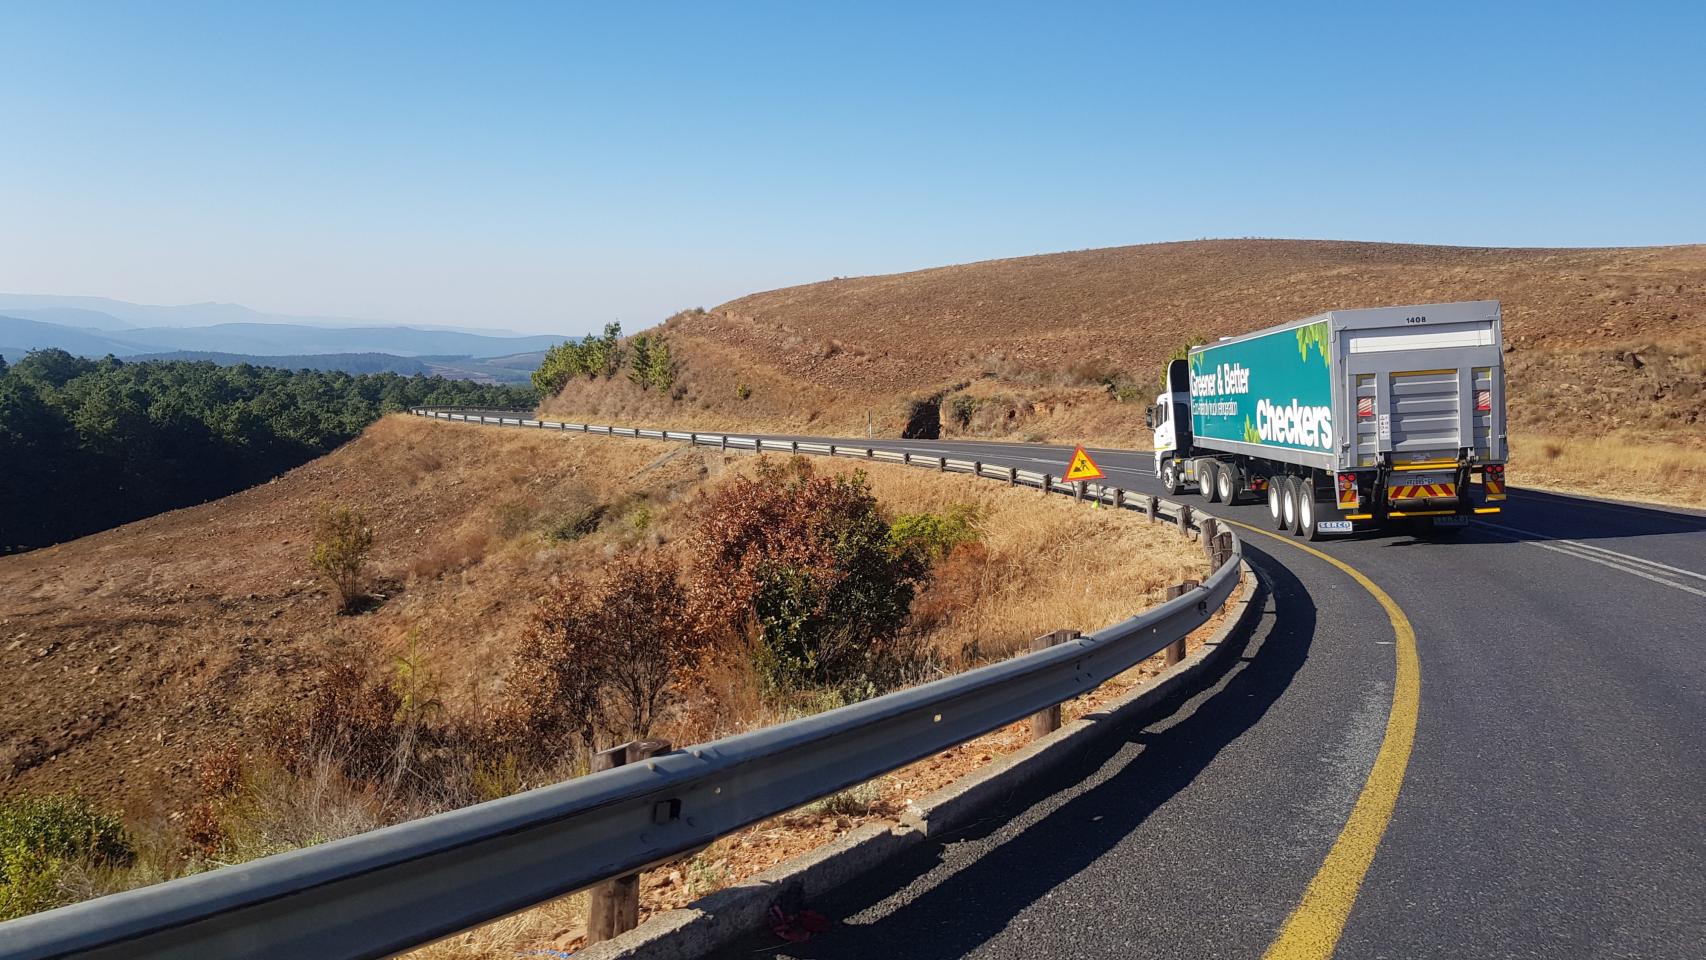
1063 445 1104 482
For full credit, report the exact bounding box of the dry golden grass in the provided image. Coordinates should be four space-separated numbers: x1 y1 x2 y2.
547 238 1706 459
1509 431 1706 509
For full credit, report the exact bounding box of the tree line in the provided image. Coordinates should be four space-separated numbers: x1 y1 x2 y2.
531 322 676 397
0 349 533 551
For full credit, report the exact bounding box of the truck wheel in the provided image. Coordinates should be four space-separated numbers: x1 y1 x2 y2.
1297 477 1320 540
1281 476 1299 531
1162 461 1181 496
1269 475 1288 529
1219 462 1242 505
1203 462 1222 503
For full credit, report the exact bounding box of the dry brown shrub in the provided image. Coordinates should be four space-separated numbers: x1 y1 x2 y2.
503 554 707 760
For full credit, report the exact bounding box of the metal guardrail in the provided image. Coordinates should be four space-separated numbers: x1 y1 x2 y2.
0 408 1241 960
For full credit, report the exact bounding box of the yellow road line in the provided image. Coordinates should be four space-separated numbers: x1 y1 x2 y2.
1221 518 1420 960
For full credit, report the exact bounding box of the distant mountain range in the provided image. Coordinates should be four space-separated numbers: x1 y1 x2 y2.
0 293 574 382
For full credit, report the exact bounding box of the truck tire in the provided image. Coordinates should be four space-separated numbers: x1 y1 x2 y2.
1162 461 1181 496
1281 476 1299 532
1218 462 1242 505
1297 475 1320 540
1201 461 1221 503
1268 475 1286 528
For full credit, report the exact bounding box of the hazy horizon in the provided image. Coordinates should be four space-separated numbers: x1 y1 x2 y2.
4 3 1702 336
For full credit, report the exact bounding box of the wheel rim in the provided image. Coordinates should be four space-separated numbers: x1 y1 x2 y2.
1218 468 1233 501
1283 481 1297 528
1268 481 1283 520
1300 486 1314 532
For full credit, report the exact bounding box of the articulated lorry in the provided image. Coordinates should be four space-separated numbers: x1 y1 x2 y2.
1147 300 1508 539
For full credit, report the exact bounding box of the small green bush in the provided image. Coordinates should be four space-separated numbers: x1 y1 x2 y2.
0 795 134 920
888 504 984 566
309 503 373 614
735 382 752 401
542 503 608 542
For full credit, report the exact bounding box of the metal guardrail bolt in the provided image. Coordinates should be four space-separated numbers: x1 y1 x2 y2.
586 739 673 944
1163 582 1199 665
1028 630 1079 739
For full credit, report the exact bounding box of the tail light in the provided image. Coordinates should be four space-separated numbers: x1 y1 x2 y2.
1483 464 1506 500
1336 472 1360 509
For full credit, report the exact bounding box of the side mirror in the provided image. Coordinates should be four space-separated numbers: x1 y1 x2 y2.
1144 407 1155 429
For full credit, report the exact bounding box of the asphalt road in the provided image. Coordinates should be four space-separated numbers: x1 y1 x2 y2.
701 431 1706 960
443 414 1706 958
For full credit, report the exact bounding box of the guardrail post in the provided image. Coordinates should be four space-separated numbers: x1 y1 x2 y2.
1008 466 1018 487
1146 495 1157 522
586 738 673 943
1200 517 1219 564
790 440 798 454
1163 582 1198 665
1042 474 1052 495
719 435 727 452
1177 503 1192 539
829 443 837 457
1028 630 1079 739
866 447 874 459
937 456 946 472
903 451 911 465
973 460 982 476
1214 531 1234 569
1113 488 1125 509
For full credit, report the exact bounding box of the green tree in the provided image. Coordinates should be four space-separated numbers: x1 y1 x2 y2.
309 503 374 613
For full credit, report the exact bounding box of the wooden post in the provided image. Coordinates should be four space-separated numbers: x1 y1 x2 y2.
1215 531 1234 569
1146 494 1157 522
903 451 912 465
829 444 837 457
719 435 727 452
790 440 799 454
1200 517 1219 565
1114 488 1125 509
585 739 673 944
1042 474 1052 496
973 460 982 477
937 456 946 472
1177 503 1192 539
1163 582 1198 666
1008 466 1018 487
1028 630 1079 739
866 447 874 459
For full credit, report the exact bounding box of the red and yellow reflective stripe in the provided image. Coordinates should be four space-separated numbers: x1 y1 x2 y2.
1387 483 1457 500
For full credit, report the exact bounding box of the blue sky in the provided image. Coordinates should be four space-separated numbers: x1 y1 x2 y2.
2 2 1701 334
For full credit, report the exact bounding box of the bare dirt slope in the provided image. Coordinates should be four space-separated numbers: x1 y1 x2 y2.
549 239 1703 436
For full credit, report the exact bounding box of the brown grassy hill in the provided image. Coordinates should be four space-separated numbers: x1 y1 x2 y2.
0 416 1196 814
543 239 1705 502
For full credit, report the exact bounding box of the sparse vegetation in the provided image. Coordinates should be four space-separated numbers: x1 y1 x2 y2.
0 795 134 920
309 503 374 613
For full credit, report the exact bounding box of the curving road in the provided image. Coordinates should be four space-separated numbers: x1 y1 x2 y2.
669 431 1706 960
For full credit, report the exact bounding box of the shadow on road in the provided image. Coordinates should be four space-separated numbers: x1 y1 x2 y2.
731 543 1316 960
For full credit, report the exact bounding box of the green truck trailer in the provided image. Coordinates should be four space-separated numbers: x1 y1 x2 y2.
1147 300 1508 539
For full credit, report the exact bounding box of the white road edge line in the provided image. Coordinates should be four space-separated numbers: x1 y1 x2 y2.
1480 520 1706 583
1517 540 1706 599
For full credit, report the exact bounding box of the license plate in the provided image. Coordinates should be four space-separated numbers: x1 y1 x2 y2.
1317 520 1353 533
1433 516 1470 527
